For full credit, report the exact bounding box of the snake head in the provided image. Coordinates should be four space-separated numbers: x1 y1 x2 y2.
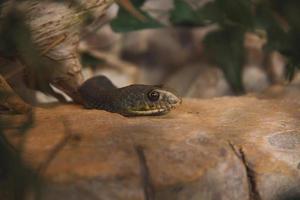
115 85 182 116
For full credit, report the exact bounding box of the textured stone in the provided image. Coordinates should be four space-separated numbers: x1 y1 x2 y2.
2 96 300 200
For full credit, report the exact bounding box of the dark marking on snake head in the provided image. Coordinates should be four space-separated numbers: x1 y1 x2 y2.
268 131 300 150
297 162 300 170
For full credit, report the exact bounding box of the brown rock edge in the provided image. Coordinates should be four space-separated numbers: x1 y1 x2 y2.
2 97 300 200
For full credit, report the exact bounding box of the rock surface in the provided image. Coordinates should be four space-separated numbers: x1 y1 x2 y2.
2 96 300 200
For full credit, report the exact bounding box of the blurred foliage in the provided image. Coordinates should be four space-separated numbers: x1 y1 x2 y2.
0 3 41 199
111 0 300 93
170 0 218 27
0 1 78 199
0 6 42 189
111 0 162 32
0 5 61 96
81 53 105 69
204 27 245 93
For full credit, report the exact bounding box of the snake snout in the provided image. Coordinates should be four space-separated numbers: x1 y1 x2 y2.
157 89 181 107
166 92 182 107
141 88 181 115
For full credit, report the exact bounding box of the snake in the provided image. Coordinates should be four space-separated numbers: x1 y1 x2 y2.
0 1 182 116
78 76 182 116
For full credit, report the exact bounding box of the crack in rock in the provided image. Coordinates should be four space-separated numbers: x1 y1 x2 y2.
228 141 262 200
135 146 155 200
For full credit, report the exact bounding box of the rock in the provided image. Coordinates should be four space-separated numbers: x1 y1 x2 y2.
2 94 300 200
243 65 270 93
142 0 173 24
166 63 232 98
266 51 286 84
121 28 190 68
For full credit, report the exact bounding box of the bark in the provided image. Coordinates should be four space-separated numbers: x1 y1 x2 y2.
0 0 114 101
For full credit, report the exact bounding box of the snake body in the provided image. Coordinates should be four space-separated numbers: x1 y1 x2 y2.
78 76 181 116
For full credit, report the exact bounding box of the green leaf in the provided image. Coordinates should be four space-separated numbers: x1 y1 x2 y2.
254 1 287 51
170 0 198 26
266 1 300 80
281 29 300 81
170 0 220 26
195 2 222 23
271 0 300 31
215 0 253 29
81 53 104 69
129 0 146 8
285 62 296 82
203 27 245 93
110 0 162 32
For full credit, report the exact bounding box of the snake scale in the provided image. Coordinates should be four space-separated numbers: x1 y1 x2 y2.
78 76 181 116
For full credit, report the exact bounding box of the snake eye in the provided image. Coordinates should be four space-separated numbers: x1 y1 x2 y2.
147 90 160 101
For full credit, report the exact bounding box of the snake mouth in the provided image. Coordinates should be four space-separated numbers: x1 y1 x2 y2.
128 108 169 116
126 100 181 116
